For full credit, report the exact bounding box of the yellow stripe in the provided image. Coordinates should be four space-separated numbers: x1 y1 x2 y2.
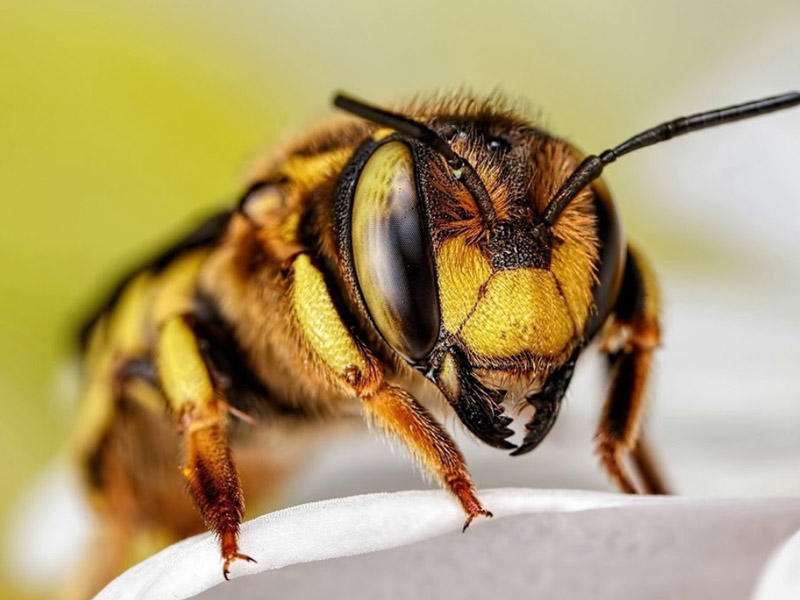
107 272 155 355
72 353 115 456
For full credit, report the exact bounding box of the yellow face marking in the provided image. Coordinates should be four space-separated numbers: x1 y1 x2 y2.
435 352 461 400
291 254 367 377
157 316 215 411
550 240 595 328
460 268 576 357
436 237 492 333
435 223 596 359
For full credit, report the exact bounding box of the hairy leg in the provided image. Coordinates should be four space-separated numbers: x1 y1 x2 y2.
361 383 490 528
157 315 253 578
290 253 490 526
596 245 668 495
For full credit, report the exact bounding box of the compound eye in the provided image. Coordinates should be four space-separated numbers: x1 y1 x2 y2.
351 141 440 361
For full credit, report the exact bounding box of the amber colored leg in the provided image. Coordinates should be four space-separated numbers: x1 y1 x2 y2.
596 346 653 494
360 382 491 529
631 433 669 494
157 315 252 579
596 245 669 495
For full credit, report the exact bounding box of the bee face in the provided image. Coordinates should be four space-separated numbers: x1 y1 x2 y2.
335 114 603 444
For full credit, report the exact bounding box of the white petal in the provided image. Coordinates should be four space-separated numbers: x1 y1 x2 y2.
93 489 800 600
5 461 94 592
753 528 800 600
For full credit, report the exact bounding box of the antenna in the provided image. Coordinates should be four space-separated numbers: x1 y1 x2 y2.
333 93 497 224
542 91 800 226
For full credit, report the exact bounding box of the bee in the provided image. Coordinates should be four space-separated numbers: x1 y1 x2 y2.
69 88 800 597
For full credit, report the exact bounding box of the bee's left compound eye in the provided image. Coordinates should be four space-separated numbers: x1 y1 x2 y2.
351 141 440 361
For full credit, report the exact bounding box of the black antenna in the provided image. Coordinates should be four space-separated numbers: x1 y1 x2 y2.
333 92 497 224
542 91 800 226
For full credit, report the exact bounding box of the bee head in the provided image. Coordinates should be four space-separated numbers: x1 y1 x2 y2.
333 93 601 449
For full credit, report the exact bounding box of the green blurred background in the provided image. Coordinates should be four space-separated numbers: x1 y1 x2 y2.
1 1 798 597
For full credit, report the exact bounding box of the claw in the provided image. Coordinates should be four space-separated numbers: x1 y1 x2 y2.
462 508 493 532
222 552 257 581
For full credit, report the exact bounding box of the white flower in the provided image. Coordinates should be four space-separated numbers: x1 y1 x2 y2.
89 488 799 600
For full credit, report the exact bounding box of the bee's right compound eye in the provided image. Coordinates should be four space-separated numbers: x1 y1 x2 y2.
351 141 440 362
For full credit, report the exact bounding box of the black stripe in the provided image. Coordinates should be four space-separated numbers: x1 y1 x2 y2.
191 293 311 421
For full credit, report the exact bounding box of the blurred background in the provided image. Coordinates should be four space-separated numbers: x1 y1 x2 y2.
1 1 799 598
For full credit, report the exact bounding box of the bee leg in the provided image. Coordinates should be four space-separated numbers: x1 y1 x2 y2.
361 383 491 530
595 245 669 495
289 254 489 529
630 431 669 495
156 315 253 580
68 363 170 599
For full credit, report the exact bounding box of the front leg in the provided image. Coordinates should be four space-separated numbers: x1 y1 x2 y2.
290 253 489 528
156 315 253 578
362 383 491 530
